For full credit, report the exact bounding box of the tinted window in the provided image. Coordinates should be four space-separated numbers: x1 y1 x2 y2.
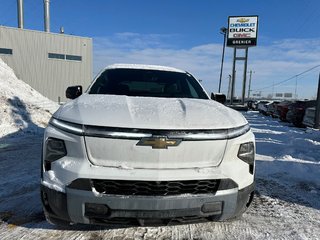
89 68 208 99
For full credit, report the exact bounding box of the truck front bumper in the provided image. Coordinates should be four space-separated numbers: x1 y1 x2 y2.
41 181 254 225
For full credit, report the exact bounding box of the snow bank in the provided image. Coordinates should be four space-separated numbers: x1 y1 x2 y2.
0 58 58 137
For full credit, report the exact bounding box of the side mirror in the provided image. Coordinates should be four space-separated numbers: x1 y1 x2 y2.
66 85 82 99
211 93 226 104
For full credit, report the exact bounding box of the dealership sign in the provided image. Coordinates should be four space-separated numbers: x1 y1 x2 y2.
227 16 258 47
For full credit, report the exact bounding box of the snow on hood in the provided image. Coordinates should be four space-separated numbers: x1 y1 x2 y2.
104 64 186 73
0 58 58 137
54 94 247 130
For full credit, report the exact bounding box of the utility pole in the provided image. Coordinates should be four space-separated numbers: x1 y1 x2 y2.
272 79 274 99
314 73 320 129
247 70 253 99
295 75 298 99
227 74 232 100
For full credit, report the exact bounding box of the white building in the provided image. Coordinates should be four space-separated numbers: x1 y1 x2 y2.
0 26 92 102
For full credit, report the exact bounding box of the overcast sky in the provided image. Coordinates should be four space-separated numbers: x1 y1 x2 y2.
1 0 320 98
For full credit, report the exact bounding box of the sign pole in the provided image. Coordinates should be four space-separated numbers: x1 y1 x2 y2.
241 47 249 104
230 48 237 105
227 15 258 106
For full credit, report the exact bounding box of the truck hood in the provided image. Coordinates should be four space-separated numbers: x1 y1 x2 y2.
53 94 247 130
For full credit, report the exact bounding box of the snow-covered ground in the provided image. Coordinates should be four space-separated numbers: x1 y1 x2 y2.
0 60 319 239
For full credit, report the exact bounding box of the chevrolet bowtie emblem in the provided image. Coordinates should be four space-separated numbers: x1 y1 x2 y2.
137 136 182 149
237 18 249 23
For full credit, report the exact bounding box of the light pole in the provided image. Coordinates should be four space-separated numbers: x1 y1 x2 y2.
227 74 232 100
218 27 227 93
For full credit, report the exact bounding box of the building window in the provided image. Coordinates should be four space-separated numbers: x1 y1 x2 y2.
48 52 82 62
48 53 65 60
66 55 82 61
0 48 13 55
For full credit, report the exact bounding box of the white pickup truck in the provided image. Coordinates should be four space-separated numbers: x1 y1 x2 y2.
40 64 255 226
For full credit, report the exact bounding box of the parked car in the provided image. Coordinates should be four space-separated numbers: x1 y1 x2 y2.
246 100 256 110
257 100 272 115
251 100 266 111
303 107 319 129
266 101 280 117
275 101 293 121
286 100 316 127
41 64 256 226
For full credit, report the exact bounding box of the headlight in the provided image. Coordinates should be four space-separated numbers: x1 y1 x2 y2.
50 118 84 135
44 137 67 171
169 124 251 140
237 142 255 174
227 124 251 139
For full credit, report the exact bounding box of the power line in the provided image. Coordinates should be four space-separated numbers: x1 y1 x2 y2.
252 64 320 91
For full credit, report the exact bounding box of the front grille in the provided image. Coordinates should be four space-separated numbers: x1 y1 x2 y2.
91 179 220 196
89 216 212 226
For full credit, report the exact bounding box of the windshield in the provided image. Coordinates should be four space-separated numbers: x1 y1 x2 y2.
89 68 209 99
